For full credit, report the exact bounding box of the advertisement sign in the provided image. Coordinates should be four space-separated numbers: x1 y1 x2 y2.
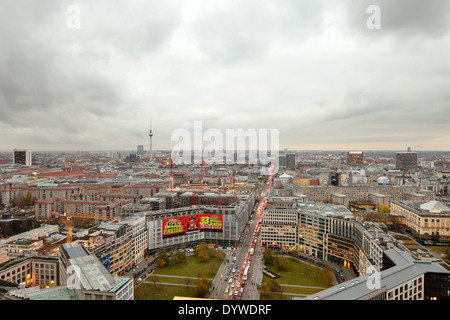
100 254 111 270
162 214 223 238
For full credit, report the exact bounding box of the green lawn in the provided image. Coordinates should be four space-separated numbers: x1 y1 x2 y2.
152 255 222 279
260 257 332 299
427 246 449 264
135 254 222 300
145 275 207 285
263 257 330 288
135 283 198 300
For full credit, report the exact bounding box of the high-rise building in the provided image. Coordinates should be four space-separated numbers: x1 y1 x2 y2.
278 155 286 168
346 151 364 165
137 145 144 156
13 149 32 166
395 152 418 171
286 153 296 169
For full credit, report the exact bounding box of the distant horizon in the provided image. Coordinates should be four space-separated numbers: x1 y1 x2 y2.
1 149 450 153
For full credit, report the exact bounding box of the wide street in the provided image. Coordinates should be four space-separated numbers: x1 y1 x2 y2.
209 179 271 300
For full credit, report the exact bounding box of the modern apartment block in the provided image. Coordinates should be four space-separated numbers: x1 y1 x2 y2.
347 151 364 165
301 247 450 300
4 243 133 300
0 256 59 289
119 215 147 265
396 152 418 171
260 199 399 277
13 149 32 166
90 221 135 276
260 208 298 251
146 203 250 253
286 153 296 169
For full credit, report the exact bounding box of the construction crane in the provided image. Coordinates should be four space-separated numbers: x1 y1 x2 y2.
63 205 121 244
200 158 204 188
227 170 248 195
66 206 72 244
170 158 174 190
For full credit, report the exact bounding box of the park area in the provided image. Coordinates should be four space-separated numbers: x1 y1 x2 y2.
259 250 335 300
134 244 224 300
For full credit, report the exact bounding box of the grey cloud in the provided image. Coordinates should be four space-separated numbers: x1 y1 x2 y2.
188 0 328 63
337 0 450 39
1 0 450 151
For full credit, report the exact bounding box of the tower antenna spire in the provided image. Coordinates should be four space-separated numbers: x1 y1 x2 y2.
149 116 153 162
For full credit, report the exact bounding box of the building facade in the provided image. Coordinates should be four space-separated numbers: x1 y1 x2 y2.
146 203 249 253
13 149 32 166
396 152 418 171
0 256 59 288
347 151 364 165
260 208 297 251
390 200 450 239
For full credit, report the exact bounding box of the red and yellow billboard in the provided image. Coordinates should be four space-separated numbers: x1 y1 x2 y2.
162 214 223 238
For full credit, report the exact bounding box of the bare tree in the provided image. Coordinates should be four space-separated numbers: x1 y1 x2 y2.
151 276 160 288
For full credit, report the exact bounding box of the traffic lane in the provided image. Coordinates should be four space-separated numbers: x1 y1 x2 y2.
221 249 246 299
219 199 263 299
219 251 240 299
212 251 235 298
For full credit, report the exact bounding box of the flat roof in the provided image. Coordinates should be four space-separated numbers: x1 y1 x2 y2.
63 242 89 259
303 247 450 300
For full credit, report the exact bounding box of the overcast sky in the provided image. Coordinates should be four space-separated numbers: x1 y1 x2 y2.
1 0 450 152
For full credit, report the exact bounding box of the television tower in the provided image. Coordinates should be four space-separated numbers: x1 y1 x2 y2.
149 117 153 162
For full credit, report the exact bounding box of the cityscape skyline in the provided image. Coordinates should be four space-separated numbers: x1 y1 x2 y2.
1 1 450 152
2 1 450 306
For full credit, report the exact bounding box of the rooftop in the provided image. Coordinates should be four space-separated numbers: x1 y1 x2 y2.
301 247 450 300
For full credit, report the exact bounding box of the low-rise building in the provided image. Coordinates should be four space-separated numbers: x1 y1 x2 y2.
390 200 450 239
2 239 43 259
0 255 59 288
4 243 134 300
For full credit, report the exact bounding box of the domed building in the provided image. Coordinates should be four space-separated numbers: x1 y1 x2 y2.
377 176 390 185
